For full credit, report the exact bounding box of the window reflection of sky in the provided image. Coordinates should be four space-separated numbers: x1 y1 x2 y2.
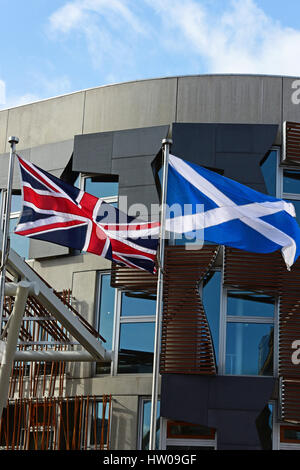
227 291 274 317
226 322 273 376
202 271 221 365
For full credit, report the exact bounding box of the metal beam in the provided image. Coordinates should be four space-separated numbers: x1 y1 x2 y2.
0 231 109 362
12 349 111 362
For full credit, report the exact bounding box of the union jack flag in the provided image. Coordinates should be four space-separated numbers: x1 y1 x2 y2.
15 156 160 274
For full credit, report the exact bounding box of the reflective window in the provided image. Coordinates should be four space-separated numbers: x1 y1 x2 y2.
139 399 160 450
202 271 221 364
227 291 274 318
226 322 274 376
121 293 156 317
283 169 300 194
89 401 110 448
96 273 115 375
118 322 155 374
9 216 29 259
285 199 300 226
281 426 300 443
84 177 118 201
10 194 22 213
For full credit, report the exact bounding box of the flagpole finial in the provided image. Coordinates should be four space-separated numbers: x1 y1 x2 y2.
162 138 173 146
8 136 19 145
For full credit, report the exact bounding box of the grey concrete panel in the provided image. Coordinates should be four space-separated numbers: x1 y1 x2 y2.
176 75 282 128
29 239 69 260
0 149 30 190
282 76 300 125
0 110 8 153
30 139 74 171
112 125 169 157
73 131 113 174
5 92 85 151
112 155 156 187
83 78 177 134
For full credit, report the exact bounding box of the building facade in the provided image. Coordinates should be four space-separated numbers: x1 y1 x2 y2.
0 74 300 450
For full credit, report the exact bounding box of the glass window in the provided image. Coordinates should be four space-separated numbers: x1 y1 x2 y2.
283 169 300 194
227 291 274 318
139 399 160 450
89 401 110 448
280 426 300 443
11 193 22 213
202 271 221 364
260 150 277 197
118 322 155 373
121 293 156 317
225 322 274 376
167 421 215 440
84 177 118 200
9 217 29 259
285 199 300 226
96 273 115 375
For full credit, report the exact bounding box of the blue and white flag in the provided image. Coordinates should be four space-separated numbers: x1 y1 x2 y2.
166 154 300 269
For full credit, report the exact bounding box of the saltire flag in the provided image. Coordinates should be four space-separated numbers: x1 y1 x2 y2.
166 154 300 269
14 156 159 274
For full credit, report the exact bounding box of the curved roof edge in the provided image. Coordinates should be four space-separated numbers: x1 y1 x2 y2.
1 72 299 113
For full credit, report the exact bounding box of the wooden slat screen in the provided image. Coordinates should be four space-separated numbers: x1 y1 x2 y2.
0 395 112 450
224 248 300 424
283 121 300 164
160 245 220 375
111 262 157 294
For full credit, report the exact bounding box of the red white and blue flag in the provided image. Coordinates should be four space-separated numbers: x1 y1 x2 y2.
14 156 159 274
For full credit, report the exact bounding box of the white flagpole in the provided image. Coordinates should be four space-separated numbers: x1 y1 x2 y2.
149 138 172 450
0 136 19 335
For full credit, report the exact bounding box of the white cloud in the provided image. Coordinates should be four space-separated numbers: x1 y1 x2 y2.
47 0 300 81
145 0 300 76
48 0 151 76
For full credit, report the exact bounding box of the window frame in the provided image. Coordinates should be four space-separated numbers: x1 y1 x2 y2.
218 285 278 377
79 173 118 205
115 289 156 375
160 418 217 450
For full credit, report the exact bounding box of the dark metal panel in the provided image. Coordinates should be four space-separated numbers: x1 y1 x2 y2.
171 123 278 192
161 374 275 450
112 125 169 158
72 131 113 174
111 155 156 186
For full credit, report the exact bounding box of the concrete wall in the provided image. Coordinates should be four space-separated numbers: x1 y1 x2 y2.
1 74 300 156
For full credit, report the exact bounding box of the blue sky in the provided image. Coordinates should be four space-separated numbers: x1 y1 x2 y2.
1 0 300 110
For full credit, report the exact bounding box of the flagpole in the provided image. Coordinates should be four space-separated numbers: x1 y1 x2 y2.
0 136 19 336
149 137 172 451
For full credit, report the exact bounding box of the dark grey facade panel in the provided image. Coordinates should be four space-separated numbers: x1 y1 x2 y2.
118 184 159 219
72 126 169 214
161 374 275 450
112 155 158 187
112 126 169 158
171 123 278 192
73 131 113 174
